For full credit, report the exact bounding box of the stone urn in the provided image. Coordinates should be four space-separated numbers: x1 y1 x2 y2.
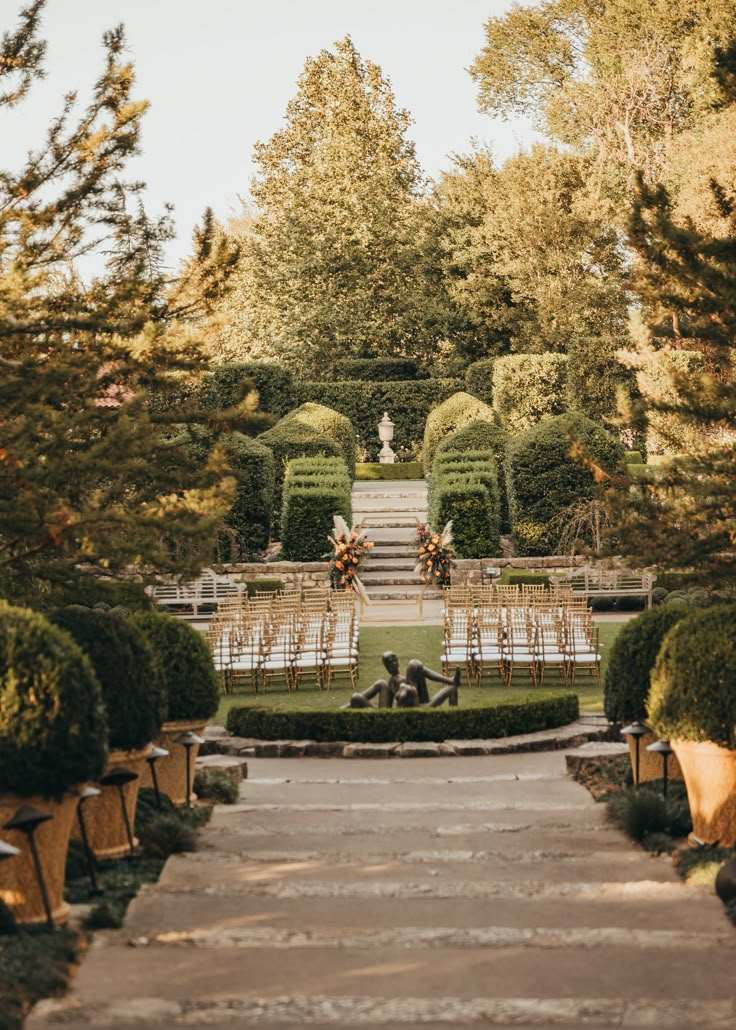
70 746 151 859
671 740 736 846
0 790 81 925
377 412 396 464
140 719 208 806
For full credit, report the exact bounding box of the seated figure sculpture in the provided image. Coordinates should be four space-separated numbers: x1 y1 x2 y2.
343 651 460 709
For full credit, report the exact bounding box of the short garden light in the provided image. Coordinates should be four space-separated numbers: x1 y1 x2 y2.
99 767 139 857
76 785 102 893
621 720 649 785
175 732 204 808
645 739 673 798
145 746 170 810
3 806 54 927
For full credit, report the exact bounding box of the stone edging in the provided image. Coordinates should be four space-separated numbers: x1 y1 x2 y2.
201 715 618 760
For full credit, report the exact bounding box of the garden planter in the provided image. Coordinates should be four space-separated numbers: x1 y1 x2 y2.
671 740 736 846
627 730 683 784
0 790 79 925
140 719 207 806
71 746 151 859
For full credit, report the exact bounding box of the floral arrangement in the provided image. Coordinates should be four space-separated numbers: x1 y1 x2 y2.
415 522 454 586
327 515 374 603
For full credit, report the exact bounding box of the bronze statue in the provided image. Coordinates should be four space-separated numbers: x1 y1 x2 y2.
343 651 460 709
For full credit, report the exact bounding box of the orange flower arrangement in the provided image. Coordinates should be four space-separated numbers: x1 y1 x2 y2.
414 522 454 586
327 515 374 602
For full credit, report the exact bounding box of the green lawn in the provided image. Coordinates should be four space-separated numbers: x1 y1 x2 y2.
212 621 622 726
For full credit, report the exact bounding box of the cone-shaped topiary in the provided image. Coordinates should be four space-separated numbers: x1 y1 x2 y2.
0 603 108 799
648 606 736 747
603 606 692 722
129 611 219 721
50 606 165 752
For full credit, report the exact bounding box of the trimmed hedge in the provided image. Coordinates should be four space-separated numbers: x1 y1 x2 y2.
226 692 579 742
0 603 108 799
637 349 706 458
423 392 499 474
506 412 625 556
563 337 638 429
435 478 500 559
292 379 462 455
241 579 285 596
281 458 352 561
257 419 342 531
648 606 736 747
434 420 509 531
220 433 275 558
492 354 568 434
603 606 691 723
429 451 495 526
51 606 165 752
498 570 550 588
625 450 644 464
464 357 496 404
356 462 424 480
129 612 220 722
280 402 356 477
197 362 295 417
333 358 421 381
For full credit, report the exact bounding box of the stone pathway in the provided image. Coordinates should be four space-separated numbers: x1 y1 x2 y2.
31 752 736 1028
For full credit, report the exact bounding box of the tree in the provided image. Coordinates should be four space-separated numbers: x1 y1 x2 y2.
470 0 736 203
218 36 451 375
433 145 630 354
0 3 257 605
610 175 736 582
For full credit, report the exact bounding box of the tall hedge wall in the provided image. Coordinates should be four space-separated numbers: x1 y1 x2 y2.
492 354 569 434
333 358 422 381
292 379 462 456
434 420 510 532
464 357 495 404
564 337 638 432
506 412 625 556
636 348 706 458
197 362 295 417
219 433 275 558
423 392 499 474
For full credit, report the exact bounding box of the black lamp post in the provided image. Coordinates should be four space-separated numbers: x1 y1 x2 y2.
99 767 139 857
621 720 649 785
76 786 101 893
175 731 204 807
646 739 674 798
3 806 54 927
145 746 169 810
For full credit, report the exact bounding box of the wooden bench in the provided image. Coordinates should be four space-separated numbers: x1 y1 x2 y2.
553 568 657 608
148 568 245 617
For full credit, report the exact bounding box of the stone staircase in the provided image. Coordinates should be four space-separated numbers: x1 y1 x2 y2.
352 480 442 603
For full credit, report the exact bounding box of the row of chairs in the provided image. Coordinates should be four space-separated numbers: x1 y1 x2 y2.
441 587 601 687
207 588 359 693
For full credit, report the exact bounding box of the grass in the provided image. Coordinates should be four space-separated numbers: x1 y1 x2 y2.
213 620 623 726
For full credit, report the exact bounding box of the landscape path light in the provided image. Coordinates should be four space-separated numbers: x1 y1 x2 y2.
76 785 102 893
175 731 204 808
645 739 674 798
145 746 170 811
621 720 649 786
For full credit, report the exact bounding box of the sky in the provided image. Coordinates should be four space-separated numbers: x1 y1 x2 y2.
5 0 538 270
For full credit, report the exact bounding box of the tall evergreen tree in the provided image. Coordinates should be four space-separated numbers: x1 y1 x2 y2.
0 3 252 605
218 36 449 375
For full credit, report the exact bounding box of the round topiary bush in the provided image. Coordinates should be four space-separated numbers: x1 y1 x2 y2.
648 606 736 747
423 392 499 473
280 402 356 476
50 606 165 752
129 611 219 722
603 606 692 723
0 603 108 799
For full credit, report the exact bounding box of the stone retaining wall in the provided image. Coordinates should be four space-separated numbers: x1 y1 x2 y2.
211 561 330 590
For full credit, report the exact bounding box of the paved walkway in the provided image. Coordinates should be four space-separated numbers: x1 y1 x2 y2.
31 753 735 1028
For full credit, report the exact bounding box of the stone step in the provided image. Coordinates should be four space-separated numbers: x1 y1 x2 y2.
362 558 417 572
360 571 423 585
352 481 427 493
363 586 440 600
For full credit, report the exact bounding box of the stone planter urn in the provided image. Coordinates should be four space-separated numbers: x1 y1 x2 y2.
140 719 208 806
0 790 81 925
671 740 736 846
377 412 396 464
70 746 151 859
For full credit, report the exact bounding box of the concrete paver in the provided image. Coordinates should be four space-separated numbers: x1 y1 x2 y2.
29 753 735 1028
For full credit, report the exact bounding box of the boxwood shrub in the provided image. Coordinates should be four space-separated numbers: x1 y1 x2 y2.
506 412 625 556
226 692 579 742
0 603 108 799
51 606 166 752
648 606 736 747
219 433 275 558
423 392 499 474
333 358 421 381
280 402 356 476
428 452 496 527
257 419 342 530
492 354 568 434
563 337 637 428
281 479 352 561
435 477 501 559
241 579 285 596
130 612 219 722
293 379 462 455
464 357 496 404
197 362 295 417
498 570 550 588
603 606 691 723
